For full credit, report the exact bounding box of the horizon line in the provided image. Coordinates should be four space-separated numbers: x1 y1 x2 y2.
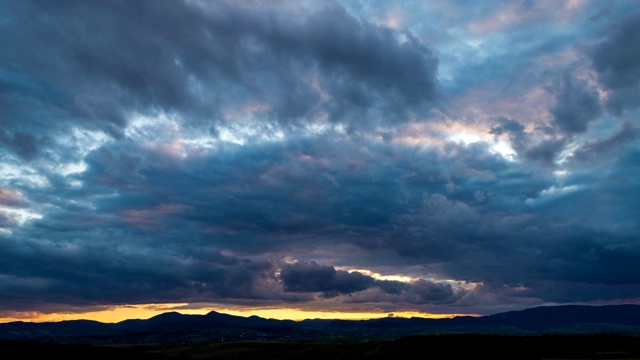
0 305 476 324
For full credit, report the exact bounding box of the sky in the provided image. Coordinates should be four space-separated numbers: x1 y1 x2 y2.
1 0 640 323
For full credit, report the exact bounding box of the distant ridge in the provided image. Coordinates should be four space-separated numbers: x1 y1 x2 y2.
478 304 640 331
2 304 640 344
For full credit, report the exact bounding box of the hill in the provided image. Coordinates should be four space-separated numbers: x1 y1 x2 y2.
1 304 640 344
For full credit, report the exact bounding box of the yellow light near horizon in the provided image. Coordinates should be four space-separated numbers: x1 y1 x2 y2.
0 304 467 324
0 304 208 324
216 308 452 321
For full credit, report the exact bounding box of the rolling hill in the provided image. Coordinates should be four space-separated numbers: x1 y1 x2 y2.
2 304 640 344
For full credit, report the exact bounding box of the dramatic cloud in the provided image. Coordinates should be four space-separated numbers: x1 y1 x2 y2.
590 11 640 113
1 0 439 142
551 74 603 135
0 0 639 320
280 261 375 295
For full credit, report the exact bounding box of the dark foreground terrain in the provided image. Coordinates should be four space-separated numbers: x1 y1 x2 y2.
4 334 640 360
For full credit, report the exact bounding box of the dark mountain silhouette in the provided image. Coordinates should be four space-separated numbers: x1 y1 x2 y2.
2 304 640 344
0 319 112 337
476 304 640 331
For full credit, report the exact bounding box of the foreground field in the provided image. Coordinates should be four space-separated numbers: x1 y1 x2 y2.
4 334 640 359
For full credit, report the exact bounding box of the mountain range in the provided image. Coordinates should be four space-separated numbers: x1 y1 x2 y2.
2 304 640 344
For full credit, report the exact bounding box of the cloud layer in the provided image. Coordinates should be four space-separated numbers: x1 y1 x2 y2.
1 0 639 318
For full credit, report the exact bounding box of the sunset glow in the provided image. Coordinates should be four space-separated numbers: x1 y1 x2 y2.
0 304 463 324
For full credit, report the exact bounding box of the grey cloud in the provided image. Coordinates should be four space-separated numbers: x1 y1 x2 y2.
569 122 640 162
590 12 640 113
22 128 637 312
0 232 278 310
490 118 567 165
0 131 38 160
375 280 406 295
391 192 485 259
280 261 374 295
301 7 439 120
279 261 460 305
1 0 439 151
490 118 525 138
338 279 463 308
524 138 567 164
65 134 534 254
83 144 146 189
404 279 456 304
3 129 639 312
550 75 602 135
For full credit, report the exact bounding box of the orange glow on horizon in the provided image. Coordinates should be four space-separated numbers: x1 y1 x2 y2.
0 304 474 324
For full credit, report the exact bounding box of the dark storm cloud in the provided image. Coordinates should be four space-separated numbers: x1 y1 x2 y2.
58 133 535 255
490 117 572 165
298 6 440 123
490 118 525 138
1 0 439 149
550 74 602 135
62 135 421 252
569 122 640 162
404 279 457 304
590 12 640 113
83 143 146 190
6 120 639 314
280 261 374 295
0 230 280 311
523 138 567 164
391 192 483 259
0 131 39 160
0 134 522 308
279 261 460 304
490 117 532 159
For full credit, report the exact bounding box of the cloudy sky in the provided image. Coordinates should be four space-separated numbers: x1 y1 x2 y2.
1 0 640 322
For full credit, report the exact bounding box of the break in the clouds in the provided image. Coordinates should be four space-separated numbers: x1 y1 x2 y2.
1 0 640 319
